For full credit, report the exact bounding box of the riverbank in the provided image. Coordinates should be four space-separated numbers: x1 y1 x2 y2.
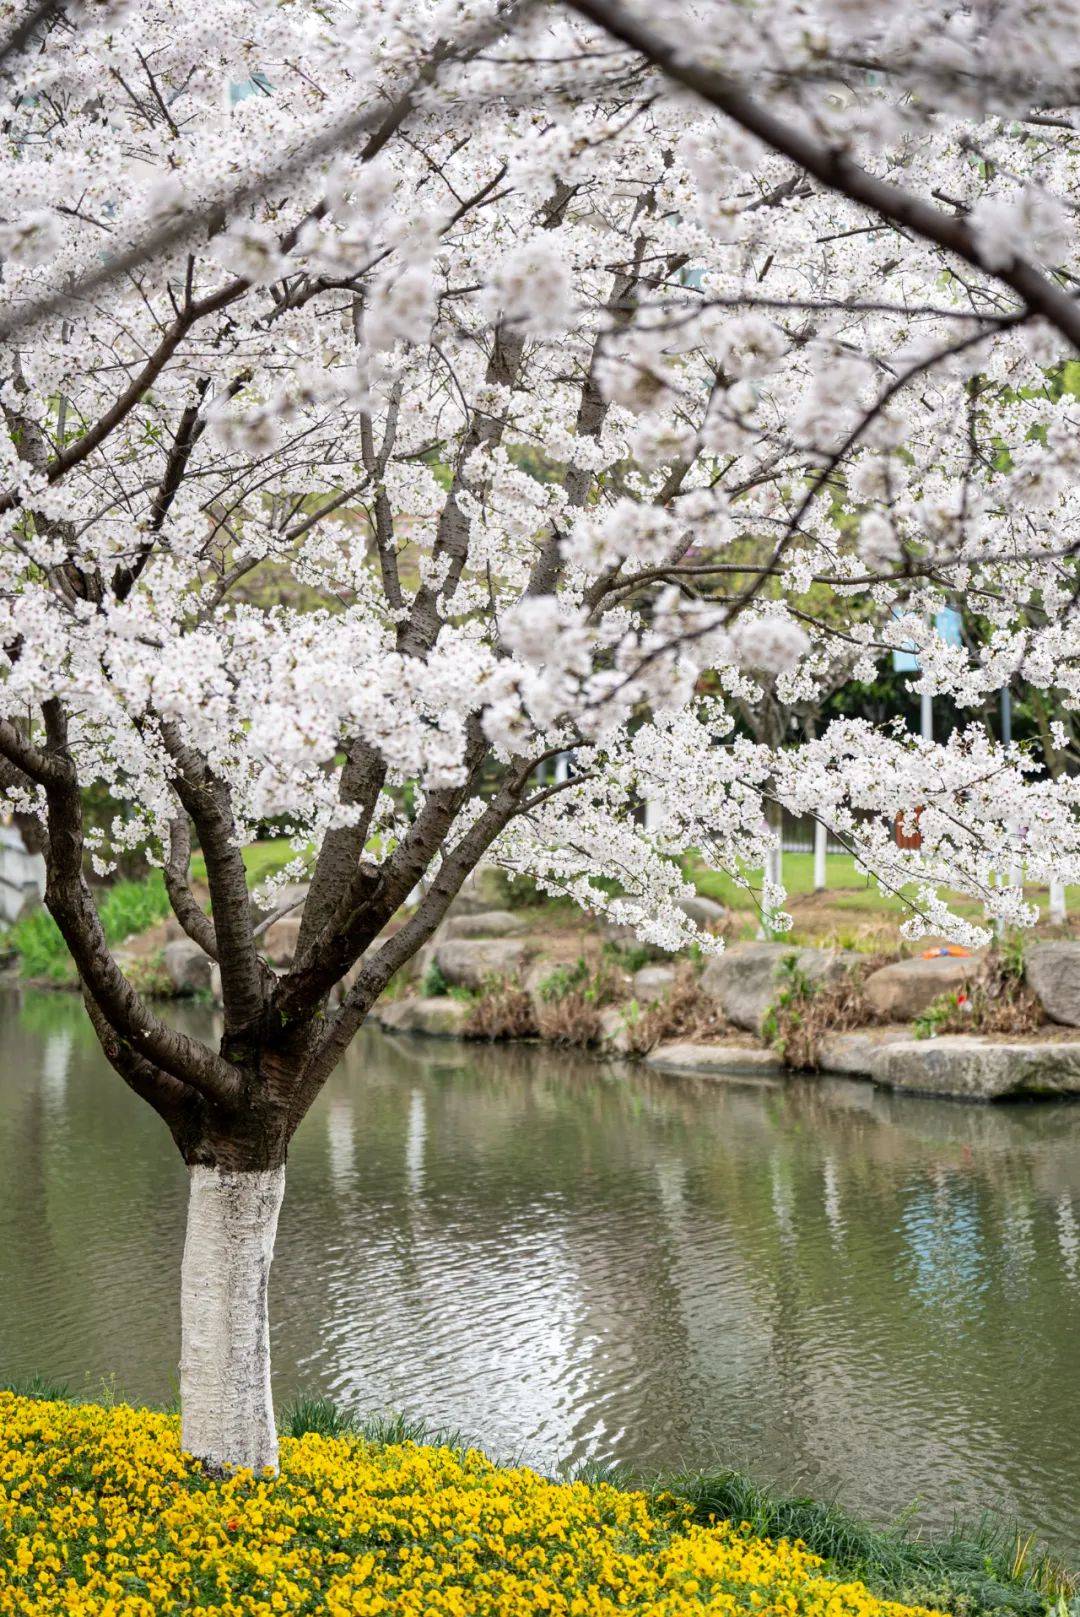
368 904 1080 1100
0 1390 1071 1617
12 853 1080 1101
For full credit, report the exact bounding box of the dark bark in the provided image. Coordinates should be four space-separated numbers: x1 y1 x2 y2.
164 813 219 959
161 722 267 1060
25 703 244 1108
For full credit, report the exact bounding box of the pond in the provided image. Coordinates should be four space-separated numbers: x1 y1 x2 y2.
2 989 1079 1556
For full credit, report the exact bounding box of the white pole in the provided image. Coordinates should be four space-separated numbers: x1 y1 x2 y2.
920 689 933 743
1050 880 1067 924
759 842 784 938
813 819 827 892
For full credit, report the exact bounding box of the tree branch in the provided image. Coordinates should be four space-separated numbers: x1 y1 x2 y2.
565 0 1080 351
161 722 265 1053
38 704 242 1107
163 811 218 959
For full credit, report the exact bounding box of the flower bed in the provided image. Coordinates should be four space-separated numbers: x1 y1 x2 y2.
0 1394 944 1616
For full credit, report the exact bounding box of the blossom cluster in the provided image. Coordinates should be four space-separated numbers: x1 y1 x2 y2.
0 1394 945 1617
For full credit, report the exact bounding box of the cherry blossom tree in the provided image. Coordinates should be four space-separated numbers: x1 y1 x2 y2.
5 0 1080 1471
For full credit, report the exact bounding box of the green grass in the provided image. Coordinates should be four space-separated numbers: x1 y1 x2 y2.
6 871 172 982
669 1467 1069 1616
4 839 304 982
7 1383 1073 1615
189 837 306 889
686 851 1080 925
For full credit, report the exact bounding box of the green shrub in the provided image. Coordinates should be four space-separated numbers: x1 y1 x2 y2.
422 959 449 997
537 957 591 1002
7 871 172 982
602 938 656 973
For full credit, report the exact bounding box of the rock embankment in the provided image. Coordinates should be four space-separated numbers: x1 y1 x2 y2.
175 869 1080 1106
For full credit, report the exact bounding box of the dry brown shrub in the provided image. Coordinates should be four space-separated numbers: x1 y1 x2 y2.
766 955 890 1072
535 991 604 1046
462 978 538 1041
622 964 731 1055
916 947 1044 1039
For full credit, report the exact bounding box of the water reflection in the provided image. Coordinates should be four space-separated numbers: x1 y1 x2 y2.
1 991 1079 1553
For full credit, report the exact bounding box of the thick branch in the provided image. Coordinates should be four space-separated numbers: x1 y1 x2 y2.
273 716 491 1021
292 779 524 1118
82 986 199 1136
38 707 242 1106
161 723 265 1049
294 742 386 957
566 0 1080 350
164 812 218 959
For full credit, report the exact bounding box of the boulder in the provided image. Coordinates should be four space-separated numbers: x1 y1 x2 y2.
1024 942 1080 1027
678 893 726 930
632 964 677 1003
870 1036 1080 1101
262 914 302 966
448 864 510 916
644 1041 784 1079
374 996 474 1038
700 944 859 1034
432 937 528 990
600 921 670 962
862 954 983 1021
162 938 212 995
598 1005 635 1055
443 909 527 940
817 1025 912 1077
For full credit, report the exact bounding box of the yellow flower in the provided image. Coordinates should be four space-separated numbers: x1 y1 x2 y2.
0 1394 947 1617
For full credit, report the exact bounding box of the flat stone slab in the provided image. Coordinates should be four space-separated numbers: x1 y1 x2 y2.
644 1041 784 1080
678 894 726 929
862 954 982 1020
870 1036 1080 1100
598 1005 634 1054
817 1025 913 1077
447 864 510 915
261 914 302 966
163 937 212 995
1025 942 1080 1027
374 997 474 1038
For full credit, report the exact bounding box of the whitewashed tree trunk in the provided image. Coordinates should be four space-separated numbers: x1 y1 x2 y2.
180 1163 285 1475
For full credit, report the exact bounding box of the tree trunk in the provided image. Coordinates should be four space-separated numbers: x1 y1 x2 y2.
180 1163 285 1474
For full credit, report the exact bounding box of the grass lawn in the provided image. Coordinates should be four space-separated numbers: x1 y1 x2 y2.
685 852 1080 947
189 838 307 890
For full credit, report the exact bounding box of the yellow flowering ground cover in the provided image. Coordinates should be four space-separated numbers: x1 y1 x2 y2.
0 1393 947 1617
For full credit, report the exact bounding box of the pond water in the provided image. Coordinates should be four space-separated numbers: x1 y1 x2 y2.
2 989 1080 1555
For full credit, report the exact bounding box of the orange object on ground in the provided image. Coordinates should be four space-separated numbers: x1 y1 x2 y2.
894 806 923 850
921 945 971 958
